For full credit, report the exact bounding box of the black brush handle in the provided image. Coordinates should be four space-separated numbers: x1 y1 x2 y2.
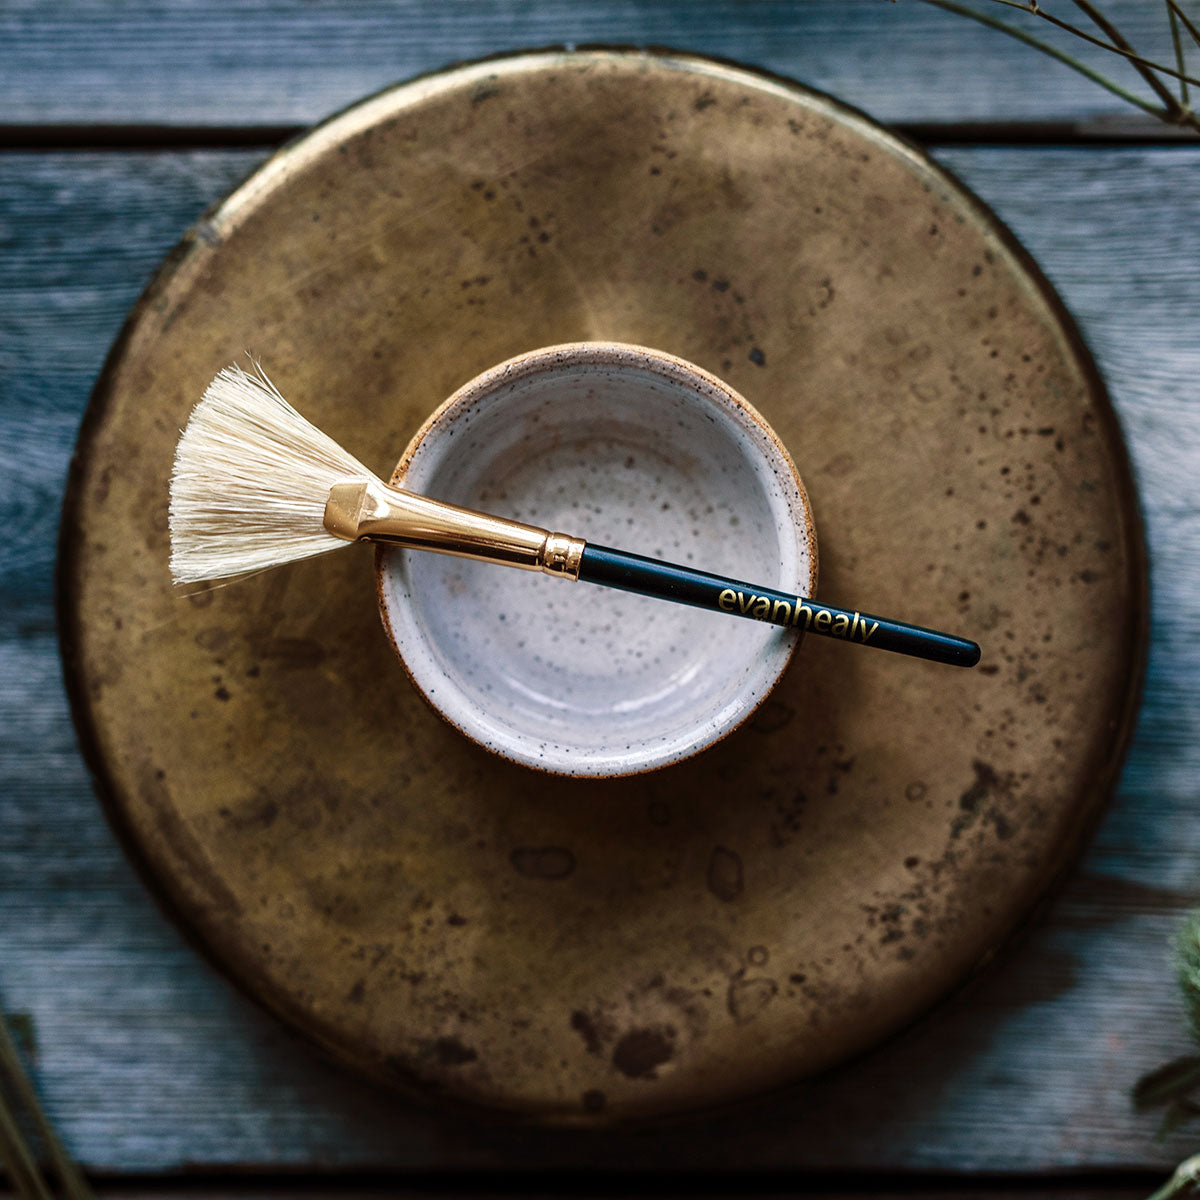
578 544 980 668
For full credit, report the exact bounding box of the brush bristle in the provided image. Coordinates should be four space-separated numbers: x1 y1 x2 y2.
168 364 382 583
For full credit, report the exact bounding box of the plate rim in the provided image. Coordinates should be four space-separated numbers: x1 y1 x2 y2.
55 44 1150 1124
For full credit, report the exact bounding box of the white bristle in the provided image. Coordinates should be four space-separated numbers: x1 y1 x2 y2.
168 364 382 583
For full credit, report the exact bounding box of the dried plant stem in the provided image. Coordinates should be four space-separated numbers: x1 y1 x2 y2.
919 0 1172 115
1169 1 1191 107
919 0 1200 131
980 0 1200 88
0 1099 54 1200
1167 0 1200 61
1147 1153 1200 1200
0 1008 94 1200
1070 0 1184 117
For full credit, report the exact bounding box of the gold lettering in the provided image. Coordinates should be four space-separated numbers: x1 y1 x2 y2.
771 599 792 624
718 588 737 612
832 613 849 636
862 619 880 642
814 609 832 631
737 592 752 614
753 597 771 619
793 601 814 630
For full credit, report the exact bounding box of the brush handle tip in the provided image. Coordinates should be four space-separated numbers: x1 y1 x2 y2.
578 544 980 668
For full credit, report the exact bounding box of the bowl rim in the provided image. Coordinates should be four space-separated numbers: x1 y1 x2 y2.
374 340 819 777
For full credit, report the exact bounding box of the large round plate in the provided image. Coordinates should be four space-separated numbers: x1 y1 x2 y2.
60 49 1146 1123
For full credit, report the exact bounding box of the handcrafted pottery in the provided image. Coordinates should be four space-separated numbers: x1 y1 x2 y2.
375 341 818 777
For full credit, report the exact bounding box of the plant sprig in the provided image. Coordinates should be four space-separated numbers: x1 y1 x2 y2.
0 1000 93 1200
917 0 1200 132
1133 914 1200 1197
1146 1154 1200 1200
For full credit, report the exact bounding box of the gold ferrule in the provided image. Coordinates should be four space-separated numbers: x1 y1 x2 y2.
324 478 584 579
540 532 585 579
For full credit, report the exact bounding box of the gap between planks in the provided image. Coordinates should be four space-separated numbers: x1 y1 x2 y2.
0 1170 1183 1198
0 117 1197 152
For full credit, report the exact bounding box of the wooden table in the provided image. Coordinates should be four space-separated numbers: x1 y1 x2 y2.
3 3 1199 1194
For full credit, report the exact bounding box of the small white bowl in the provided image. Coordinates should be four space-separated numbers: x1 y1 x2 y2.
375 342 817 777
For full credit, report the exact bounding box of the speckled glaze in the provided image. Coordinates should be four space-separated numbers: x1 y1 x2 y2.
375 343 817 776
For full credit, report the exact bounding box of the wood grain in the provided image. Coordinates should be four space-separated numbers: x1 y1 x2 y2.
0 0 1192 131
2 136 1200 1169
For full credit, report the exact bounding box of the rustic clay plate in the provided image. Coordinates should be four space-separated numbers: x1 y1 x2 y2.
59 49 1146 1124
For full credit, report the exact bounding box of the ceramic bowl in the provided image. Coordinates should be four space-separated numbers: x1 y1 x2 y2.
375 342 817 776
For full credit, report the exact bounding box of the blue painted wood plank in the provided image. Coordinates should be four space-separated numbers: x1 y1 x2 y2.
0 1 1191 130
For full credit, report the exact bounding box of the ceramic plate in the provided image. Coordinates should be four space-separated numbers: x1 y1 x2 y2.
59 49 1146 1123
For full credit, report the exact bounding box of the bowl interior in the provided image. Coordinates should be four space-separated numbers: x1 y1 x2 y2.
377 347 815 776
